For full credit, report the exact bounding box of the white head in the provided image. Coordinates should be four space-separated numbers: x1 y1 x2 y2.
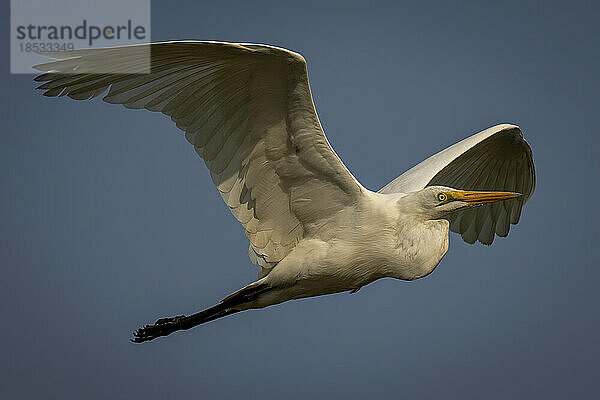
398 185 522 220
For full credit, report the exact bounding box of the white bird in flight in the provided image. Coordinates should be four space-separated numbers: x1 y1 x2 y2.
33 41 536 343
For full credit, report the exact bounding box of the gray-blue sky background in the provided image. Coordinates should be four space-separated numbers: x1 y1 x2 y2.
1 1 599 398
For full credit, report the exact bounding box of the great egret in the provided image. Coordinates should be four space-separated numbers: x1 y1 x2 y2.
33 41 536 343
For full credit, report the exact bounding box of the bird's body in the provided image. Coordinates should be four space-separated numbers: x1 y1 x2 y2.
237 190 449 310
33 41 536 342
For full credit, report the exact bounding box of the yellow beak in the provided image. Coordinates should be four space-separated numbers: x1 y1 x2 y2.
452 190 522 205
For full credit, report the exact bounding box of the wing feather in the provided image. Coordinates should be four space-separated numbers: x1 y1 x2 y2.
34 41 364 276
380 124 535 245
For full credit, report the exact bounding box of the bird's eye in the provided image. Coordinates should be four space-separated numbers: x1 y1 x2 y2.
437 193 447 202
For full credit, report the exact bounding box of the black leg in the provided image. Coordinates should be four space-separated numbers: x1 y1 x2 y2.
131 303 239 343
131 282 272 343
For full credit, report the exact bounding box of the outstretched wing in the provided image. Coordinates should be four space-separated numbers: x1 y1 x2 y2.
379 124 535 245
34 41 364 276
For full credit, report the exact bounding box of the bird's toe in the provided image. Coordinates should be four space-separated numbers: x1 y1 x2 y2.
131 315 186 343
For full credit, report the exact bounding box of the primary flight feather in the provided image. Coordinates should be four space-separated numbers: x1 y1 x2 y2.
33 41 536 342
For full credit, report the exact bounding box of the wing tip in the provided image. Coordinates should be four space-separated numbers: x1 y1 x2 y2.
492 123 521 132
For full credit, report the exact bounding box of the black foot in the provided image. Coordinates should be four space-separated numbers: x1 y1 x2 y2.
131 315 186 343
